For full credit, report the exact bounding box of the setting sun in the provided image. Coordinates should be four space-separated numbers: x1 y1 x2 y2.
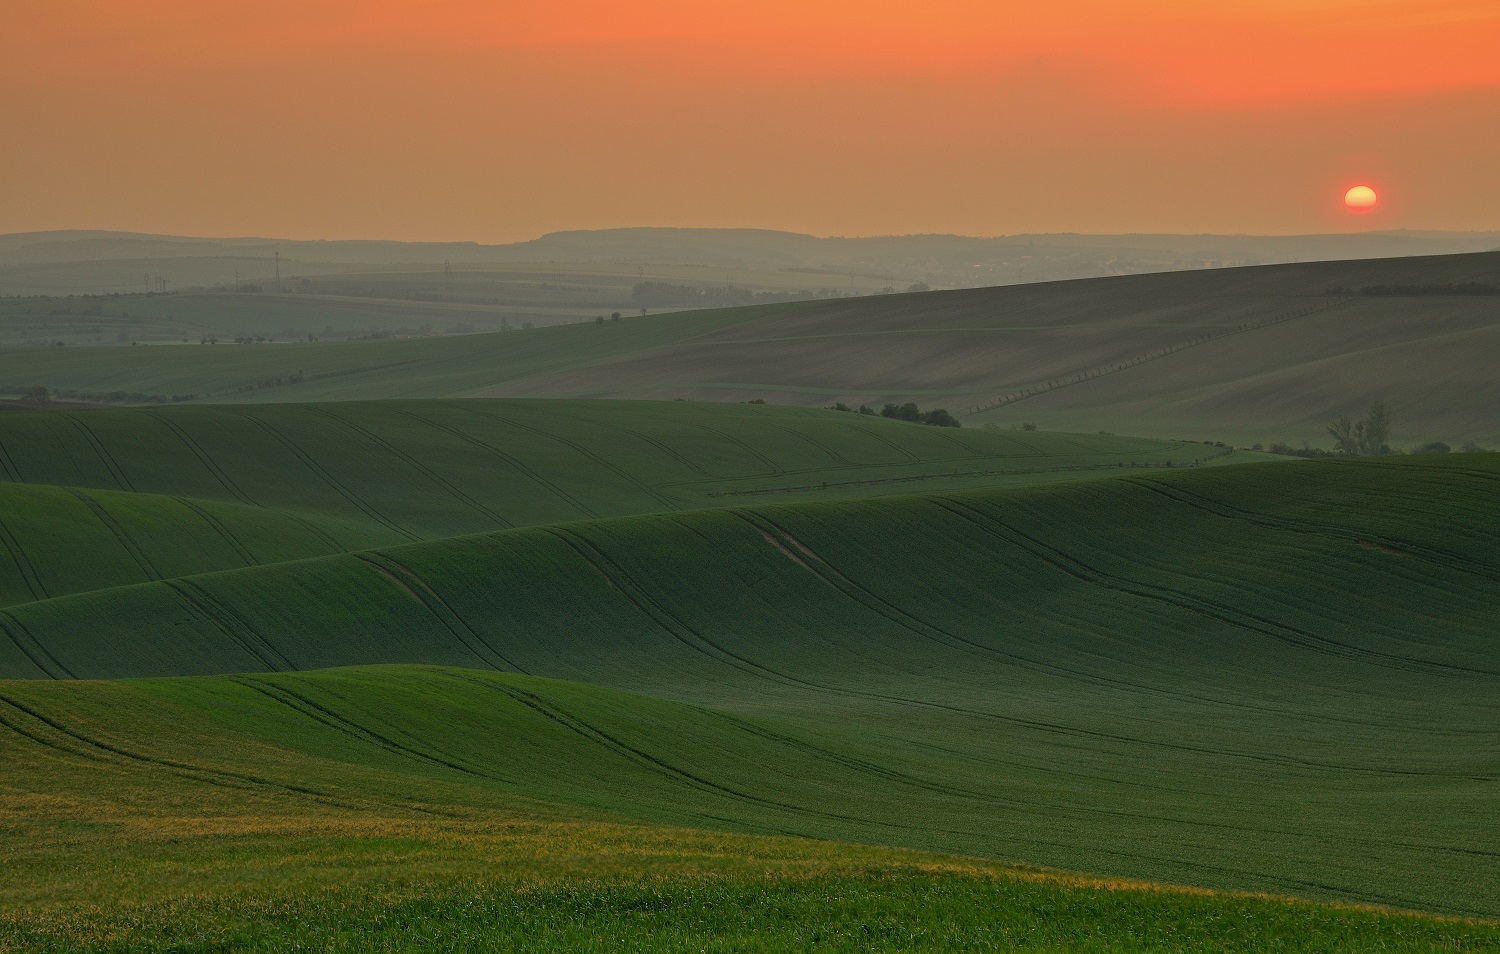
1344 185 1379 213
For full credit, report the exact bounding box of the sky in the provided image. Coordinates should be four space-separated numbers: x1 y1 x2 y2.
4 0 1499 242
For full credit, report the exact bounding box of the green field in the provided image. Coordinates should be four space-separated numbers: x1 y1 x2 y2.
4 250 1498 446
3 453 1497 935
3 249 1498 948
0 400 1243 606
5 669 1500 952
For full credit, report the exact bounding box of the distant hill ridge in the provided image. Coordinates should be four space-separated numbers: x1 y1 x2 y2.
5 249 1497 446
5 226 1500 296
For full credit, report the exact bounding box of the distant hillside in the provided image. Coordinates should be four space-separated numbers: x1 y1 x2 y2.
3 226 1498 296
4 251 1498 447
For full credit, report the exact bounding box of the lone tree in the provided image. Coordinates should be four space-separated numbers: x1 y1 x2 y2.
22 385 48 402
1328 399 1393 455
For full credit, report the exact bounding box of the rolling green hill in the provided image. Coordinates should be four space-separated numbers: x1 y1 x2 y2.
3 456 1496 922
0 400 1243 607
5 665 1500 953
4 251 1498 446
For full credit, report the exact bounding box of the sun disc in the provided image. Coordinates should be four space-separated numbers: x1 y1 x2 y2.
1344 185 1378 213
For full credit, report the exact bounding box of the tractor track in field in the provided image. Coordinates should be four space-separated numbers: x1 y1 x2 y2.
0 514 47 602
597 421 712 477
763 422 856 467
143 412 352 552
308 405 514 529
142 412 260 507
445 672 914 835
354 553 523 673
383 405 597 520
466 406 677 512
1127 475 1500 588
685 423 786 477
244 416 419 542
0 610 71 678
933 496 1492 681
173 497 257 567
0 438 22 482
735 509 1448 735
837 421 921 462
548 521 1473 781
67 489 161 580
737 509 1073 670
0 691 372 810
540 526 828 694
163 579 294 672
62 415 136 492
702 707 997 804
229 675 503 781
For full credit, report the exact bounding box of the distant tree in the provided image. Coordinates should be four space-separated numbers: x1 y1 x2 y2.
594 315 605 325
830 402 852 412
921 408 961 428
881 402 922 422
906 282 930 293
857 405 876 415
611 311 621 321
1413 441 1451 455
1460 441 1487 454
22 385 48 402
1328 399 1393 456
1021 423 1038 432
747 398 766 405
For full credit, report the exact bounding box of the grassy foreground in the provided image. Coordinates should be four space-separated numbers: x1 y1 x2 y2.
3 683 1497 953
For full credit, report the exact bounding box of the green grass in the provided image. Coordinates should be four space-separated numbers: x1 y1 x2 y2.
2 663 1498 950
0 399 1250 606
3 251 1498 445
3 456 1497 920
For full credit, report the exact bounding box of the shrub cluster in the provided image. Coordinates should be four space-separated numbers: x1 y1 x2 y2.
829 401 961 428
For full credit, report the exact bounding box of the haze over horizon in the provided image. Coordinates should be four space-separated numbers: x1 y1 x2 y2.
6 0 1499 244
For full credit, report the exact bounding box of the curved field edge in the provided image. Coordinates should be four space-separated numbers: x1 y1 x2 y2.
2 668 1497 954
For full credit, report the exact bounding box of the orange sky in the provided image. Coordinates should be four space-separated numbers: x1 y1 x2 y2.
4 0 1499 240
